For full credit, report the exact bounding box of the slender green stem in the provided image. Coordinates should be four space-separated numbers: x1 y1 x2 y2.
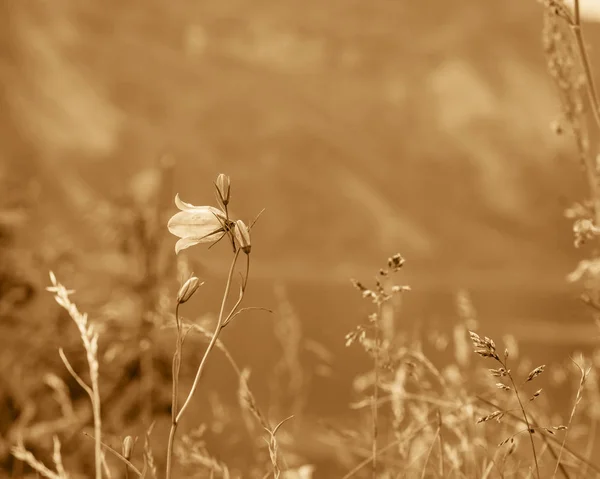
553 359 588 479
222 254 251 328
165 303 182 479
505 365 540 479
165 250 242 479
92 373 102 479
437 410 445 478
176 249 241 423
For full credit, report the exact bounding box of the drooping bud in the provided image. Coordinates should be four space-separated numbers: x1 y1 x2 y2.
234 220 251 254
122 436 135 460
215 174 231 209
177 276 201 304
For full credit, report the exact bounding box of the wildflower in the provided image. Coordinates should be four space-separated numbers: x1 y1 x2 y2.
167 194 231 254
234 219 251 254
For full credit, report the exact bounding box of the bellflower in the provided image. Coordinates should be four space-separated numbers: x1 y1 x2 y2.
167 194 230 254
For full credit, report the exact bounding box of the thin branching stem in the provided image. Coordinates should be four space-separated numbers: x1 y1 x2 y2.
83 432 142 478
166 249 243 479
553 358 590 478
477 395 593 477
59 349 92 397
437 409 445 478
177 247 242 417
165 302 182 479
504 364 541 479
221 253 251 328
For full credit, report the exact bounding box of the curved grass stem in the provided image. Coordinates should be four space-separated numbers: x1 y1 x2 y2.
505 363 540 479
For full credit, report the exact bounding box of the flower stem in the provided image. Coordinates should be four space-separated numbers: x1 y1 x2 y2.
165 249 241 479
177 249 241 423
165 302 182 479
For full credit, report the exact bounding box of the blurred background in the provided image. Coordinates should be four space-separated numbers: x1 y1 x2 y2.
1 0 600 477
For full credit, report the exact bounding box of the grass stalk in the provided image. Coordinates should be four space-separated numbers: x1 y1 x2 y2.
505 370 540 479
552 358 590 478
371 304 382 478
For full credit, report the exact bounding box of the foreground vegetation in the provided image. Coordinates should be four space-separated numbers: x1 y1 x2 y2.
4 1 600 477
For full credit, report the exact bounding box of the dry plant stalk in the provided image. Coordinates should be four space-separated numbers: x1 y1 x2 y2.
346 254 410 478
469 331 544 479
46 272 103 479
11 436 67 479
185 324 284 477
552 356 591 478
262 415 295 479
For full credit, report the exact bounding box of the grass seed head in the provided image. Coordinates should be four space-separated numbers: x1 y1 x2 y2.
477 410 504 424
388 253 405 271
526 365 546 382
469 331 500 361
530 389 543 401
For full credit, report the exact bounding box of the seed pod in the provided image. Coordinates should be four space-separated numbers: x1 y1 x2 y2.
234 220 251 254
177 276 201 304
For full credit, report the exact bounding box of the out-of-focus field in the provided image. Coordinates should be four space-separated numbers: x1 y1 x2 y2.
2 0 600 477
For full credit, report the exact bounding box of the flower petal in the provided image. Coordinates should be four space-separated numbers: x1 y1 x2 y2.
174 193 197 212
175 232 226 254
167 207 226 238
175 237 203 254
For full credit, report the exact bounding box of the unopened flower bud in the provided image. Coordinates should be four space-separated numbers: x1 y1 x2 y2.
215 174 231 208
177 276 201 304
234 220 251 254
122 435 134 460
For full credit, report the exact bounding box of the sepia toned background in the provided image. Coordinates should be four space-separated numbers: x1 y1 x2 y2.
1 0 600 477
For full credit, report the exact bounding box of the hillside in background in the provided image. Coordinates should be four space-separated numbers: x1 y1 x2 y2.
2 0 598 290
4 3 600 476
